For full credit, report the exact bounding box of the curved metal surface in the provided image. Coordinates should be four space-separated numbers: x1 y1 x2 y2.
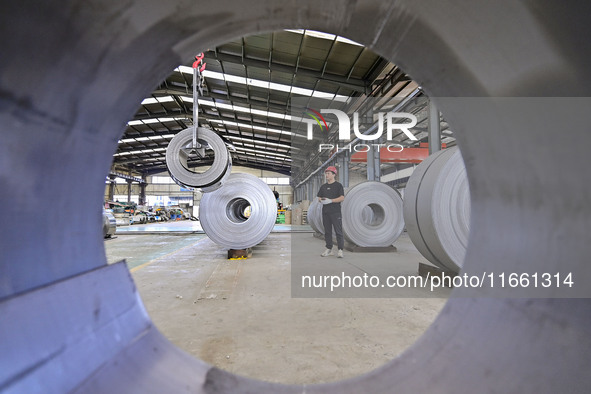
102 210 117 238
1 1 591 393
402 150 446 268
404 147 470 272
166 127 231 191
199 173 277 249
431 147 470 269
307 199 324 235
342 181 404 247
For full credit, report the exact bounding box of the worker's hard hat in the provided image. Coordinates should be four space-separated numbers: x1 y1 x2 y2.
325 166 337 174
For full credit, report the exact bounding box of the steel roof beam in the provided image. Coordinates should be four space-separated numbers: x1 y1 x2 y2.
205 51 368 92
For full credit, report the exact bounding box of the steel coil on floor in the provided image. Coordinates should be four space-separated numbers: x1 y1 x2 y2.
307 199 324 234
403 146 470 273
309 198 340 245
199 173 277 249
102 210 116 238
309 186 355 236
342 181 405 247
165 127 231 192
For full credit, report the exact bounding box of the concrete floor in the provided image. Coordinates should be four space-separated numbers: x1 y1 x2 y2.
104 223 449 384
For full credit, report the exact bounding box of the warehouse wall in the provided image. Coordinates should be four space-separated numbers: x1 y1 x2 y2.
348 170 368 188
104 166 293 207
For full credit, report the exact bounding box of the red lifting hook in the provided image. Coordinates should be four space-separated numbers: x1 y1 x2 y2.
192 53 206 72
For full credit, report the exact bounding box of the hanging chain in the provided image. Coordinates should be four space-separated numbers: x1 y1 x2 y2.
192 53 206 149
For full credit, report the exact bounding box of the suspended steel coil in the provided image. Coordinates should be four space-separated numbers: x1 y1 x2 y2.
403 147 470 273
165 127 231 192
342 181 405 247
199 173 277 249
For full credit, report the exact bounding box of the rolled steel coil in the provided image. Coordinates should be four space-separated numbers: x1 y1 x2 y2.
102 210 117 238
166 127 231 192
342 181 405 247
199 173 277 249
403 146 470 273
307 198 324 234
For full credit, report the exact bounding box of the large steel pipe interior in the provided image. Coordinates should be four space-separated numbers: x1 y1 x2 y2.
1 1 590 393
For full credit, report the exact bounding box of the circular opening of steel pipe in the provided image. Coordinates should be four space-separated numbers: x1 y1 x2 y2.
3 1 591 393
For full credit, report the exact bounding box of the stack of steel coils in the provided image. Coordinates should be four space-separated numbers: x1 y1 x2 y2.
167 129 276 249
199 173 277 249
403 147 470 273
166 127 231 192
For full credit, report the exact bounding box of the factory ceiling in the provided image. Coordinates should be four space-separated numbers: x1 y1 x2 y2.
111 29 455 183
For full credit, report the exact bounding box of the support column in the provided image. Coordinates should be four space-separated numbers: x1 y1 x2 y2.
362 108 380 181
314 174 320 199
339 151 350 188
367 144 381 181
126 180 132 203
108 175 116 202
139 176 146 205
429 99 441 155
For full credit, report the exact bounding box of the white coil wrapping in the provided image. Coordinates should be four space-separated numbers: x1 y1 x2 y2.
403 146 471 273
166 127 231 192
199 173 277 249
307 199 324 234
342 181 405 247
